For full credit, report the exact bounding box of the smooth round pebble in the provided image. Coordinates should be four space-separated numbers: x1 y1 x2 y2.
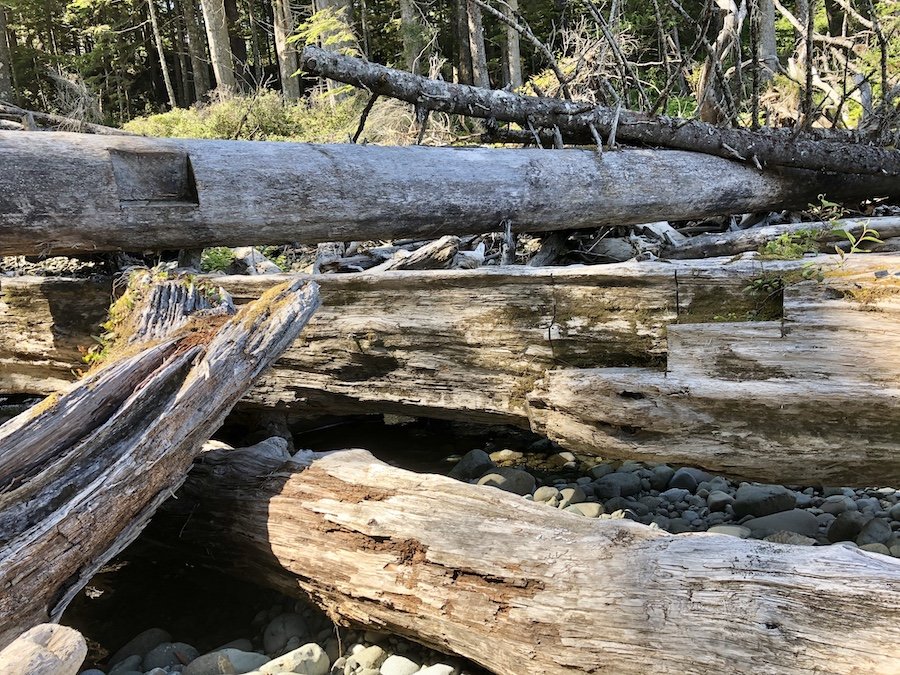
379 654 420 675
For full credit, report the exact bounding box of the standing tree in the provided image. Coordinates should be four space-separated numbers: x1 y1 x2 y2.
273 0 301 100
182 0 212 98
200 0 237 91
147 0 178 107
0 4 13 102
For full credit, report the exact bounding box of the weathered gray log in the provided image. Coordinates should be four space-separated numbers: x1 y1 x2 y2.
662 215 900 259
0 103 135 136
157 442 900 675
0 257 803 423
300 46 900 176
0 624 86 675
3 131 900 256
527 267 900 485
0 276 320 649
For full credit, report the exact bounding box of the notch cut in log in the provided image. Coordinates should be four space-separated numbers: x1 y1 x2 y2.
153 442 900 675
299 46 900 176
3 131 900 256
0 273 320 649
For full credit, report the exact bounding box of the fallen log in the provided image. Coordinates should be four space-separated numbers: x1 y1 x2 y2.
661 215 900 259
3 131 900 256
0 274 320 649
154 442 900 675
0 624 86 675
299 46 900 176
0 102 135 136
0 257 805 423
527 269 900 485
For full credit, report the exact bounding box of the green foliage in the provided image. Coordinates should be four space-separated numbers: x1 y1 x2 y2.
832 222 883 263
124 90 365 142
200 247 236 273
757 229 821 259
289 7 360 56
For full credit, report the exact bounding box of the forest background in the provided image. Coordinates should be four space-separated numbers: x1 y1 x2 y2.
0 0 896 145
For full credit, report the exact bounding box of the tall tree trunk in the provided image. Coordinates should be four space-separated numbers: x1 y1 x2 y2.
0 6 13 102
400 0 424 73
183 0 212 97
757 0 778 81
148 0 178 107
173 0 193 103
466 0 489 88
246 0 263 82
504 0 522 89
223 0 248 86
199 0 237 91
455 0 473 84
272 0 300 100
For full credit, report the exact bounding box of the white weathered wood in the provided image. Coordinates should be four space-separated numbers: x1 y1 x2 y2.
661 216 900 259
527 256 900 484
3 131 900 256
159 444 900 675
0 624 86 675
0 278 320 649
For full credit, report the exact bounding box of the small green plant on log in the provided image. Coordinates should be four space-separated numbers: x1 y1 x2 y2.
757 229 821 259
831 222 883 263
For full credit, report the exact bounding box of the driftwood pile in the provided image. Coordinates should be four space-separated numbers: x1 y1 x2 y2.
2 54 900 674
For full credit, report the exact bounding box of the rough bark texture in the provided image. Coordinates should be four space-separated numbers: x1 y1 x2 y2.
527 259 900 485
273 0 300 101
299 46 900 176
182 0 212 98
661 215 900 258
0 624 86 675
3 131 900 256
199 0 236 91
0 257 809 423
466 0 489 88
157 443 900 675
503 0 523 89
0 277 320 649
148 0 178 108
0 7 13 102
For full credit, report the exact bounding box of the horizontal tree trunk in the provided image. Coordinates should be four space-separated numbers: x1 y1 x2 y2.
0 256 813 423
527 270 900 485
0 276 320 649
661 216 900 259
299 46 900 176
2 131 900 256
156 442 900 675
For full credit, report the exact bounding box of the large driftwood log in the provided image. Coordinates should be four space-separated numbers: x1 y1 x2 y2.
0 257 807 422
527 266 900 485
156 443 900 675
300 46 900 176
0 276 320 649
3 131 900 256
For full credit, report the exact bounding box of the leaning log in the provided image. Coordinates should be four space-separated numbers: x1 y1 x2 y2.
299 46 900 176
155 442 900 675
0 276 320 649
661 215 900 259
3 131 900 256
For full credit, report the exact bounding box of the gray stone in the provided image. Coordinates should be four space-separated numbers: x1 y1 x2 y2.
379 655 420 675
638 495 662 510
856 518 893 546
669 467 710 492
477 468 536 496
668 518 691 534
559 486 586 506
345 645 386 672
145 669 168 675
707 525 751 538
649 465 675 491
651 515 670 529
533 486 560 503
568 502 603 517
183 649 269 675
816 513 836 529
617 460 644 473
593 472 641 498
659 487 690 503
822 487 848 497
546 452 577 468
682 510 699 522
890 503 900 520
259 643 329 675
733 484 796 518
110 656 143 675
417 666 455 675
263 614 309 656
214 639 254 653
891 544 900 558
488 449 523 464
821 495 856 515
448 449 494 480
763 531 816 546
80 671 106 675
860 543 892 556
604 497 630 513
827 511 872 543
744 509 819 537
624 500 649 517
109 628 172 667
857 497 880 512
144 642 199 670
589 463 614 479
707 490 733 512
